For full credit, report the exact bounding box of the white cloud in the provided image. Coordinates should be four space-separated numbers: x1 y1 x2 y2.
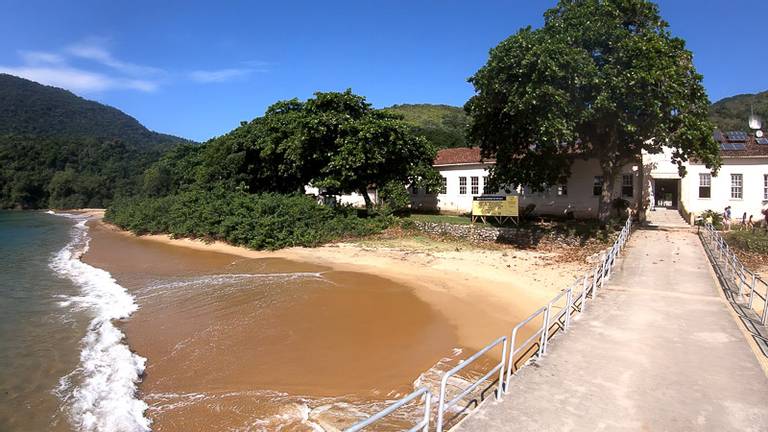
0 65 158 93
66 40 164 76
19 50 65 66
188 68 252 83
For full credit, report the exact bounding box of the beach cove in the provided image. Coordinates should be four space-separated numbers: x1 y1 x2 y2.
80 215 590 431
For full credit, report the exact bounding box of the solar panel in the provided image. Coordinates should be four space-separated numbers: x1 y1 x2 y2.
713 130 725 142
725 131 748 142
756 137 768 145
720 143 732 150
731 143 746 150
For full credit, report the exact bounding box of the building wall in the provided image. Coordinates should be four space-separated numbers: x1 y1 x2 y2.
681 158 768 223
304 186 377 208
411 164 493 214
411 159 640 217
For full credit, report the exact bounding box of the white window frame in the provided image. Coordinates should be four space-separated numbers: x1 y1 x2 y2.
440 176 447 194
699 173 711 199
459 176 467 195
764 174 768 201
471 176 479 195
482 176 488 194
730 174 743 200
621 174 633 197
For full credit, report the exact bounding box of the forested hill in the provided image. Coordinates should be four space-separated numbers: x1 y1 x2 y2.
709 90 768 132
0 74 191 209
383 104 468 149
0 74 189 150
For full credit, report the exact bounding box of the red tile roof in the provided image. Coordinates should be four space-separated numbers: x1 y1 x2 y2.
434 147 495 166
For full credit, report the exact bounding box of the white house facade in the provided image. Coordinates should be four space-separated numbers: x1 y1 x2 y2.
412 132 768 223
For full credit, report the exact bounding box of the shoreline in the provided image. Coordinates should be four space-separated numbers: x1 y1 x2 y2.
93 218 590 352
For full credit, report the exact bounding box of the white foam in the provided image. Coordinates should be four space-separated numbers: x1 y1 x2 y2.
50 215 151 432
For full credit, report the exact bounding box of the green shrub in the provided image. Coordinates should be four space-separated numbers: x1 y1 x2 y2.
725 230 768 254
378 180 411 215
106 188 393 250
698 209 723 229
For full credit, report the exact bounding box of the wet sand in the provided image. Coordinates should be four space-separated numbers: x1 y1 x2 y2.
84 221 587 430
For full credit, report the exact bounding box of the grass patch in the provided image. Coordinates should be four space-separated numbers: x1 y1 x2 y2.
726 230 768 254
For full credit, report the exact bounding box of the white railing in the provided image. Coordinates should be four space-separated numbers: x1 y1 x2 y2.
435 336 507 432
699 223 768 325
344 386 432 432
345 216 633 432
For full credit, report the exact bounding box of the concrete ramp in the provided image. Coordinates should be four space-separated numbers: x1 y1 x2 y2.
455 229 768 432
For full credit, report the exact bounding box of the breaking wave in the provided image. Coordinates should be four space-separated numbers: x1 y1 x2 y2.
49 213 150 432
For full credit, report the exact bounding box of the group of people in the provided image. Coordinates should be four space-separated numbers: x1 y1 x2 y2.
722 205 768 232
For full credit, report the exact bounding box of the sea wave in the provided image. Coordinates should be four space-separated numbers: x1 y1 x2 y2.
49 215 150 432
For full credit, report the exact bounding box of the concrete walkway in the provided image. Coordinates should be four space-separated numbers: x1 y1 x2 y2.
646 208 692 230
456 229 768 432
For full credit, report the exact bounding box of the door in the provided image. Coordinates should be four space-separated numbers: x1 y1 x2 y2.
653 179 679 209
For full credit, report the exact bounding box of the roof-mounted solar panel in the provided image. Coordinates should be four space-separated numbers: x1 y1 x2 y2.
713 130 725 142
756 137 768 145
725 131 748 142
720 143 732 150
730 142 746 150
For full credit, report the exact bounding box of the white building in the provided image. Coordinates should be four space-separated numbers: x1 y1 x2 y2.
412 132 768 223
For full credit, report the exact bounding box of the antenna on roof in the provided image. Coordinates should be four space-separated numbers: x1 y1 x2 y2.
749 104 763 138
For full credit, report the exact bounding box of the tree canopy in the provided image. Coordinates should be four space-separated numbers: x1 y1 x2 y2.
465 0 720 222
160 90 439 210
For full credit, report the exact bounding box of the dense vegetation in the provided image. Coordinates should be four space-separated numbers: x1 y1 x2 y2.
0 135 165 209
709 91 768 132
0 75 189 209
383 104 468 149
465 0 719 224
107 90 438 249
107 189 392 250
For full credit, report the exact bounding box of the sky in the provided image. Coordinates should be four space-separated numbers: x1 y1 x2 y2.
1 0 766 142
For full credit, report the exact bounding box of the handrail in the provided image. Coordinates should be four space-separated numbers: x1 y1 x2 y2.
699 222 768 325
354 216 633 432
344 386 432 432
436 336 507 432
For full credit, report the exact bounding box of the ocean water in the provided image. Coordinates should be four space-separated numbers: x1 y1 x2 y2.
0 211 149 432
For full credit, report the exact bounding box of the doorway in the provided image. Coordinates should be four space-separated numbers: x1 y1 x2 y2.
653 179 679 209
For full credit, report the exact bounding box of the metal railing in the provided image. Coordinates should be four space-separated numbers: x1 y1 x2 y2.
435 336 507 432
346 216 634 432
699 223 768 325
345 386 432 432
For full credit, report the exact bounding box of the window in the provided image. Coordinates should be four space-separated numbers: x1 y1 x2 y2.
621 174 633 197
557 184 568 196
440 177 447 194
459 176 467 194
482 176 488 194
731 174 743 199
764 174 768 200
471 176 479 195
593 176 604 196
699 173 711 198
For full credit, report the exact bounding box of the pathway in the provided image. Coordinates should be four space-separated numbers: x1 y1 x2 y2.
455 229 768 431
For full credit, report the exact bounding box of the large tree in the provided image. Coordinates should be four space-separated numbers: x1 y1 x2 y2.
199 90 439 211
465 0 720 223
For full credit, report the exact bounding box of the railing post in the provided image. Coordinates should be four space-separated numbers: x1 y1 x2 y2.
592 265 600 297
496 338 508 400
540 307 550 356
564 287 572 331
422 392 431 432
581 274 589 313
749 273 757 309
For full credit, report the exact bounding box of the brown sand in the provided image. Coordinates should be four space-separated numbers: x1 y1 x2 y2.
84 220 588 431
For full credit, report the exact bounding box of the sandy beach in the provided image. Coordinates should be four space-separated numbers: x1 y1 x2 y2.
82 218 591 431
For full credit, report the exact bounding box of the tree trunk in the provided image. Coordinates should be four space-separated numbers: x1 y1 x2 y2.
598 165 618 226
360 187 373 214
636 153 646 223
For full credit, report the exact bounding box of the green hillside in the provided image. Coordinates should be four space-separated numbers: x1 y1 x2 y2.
709 90 768 132
0 74 190 209
383 104 469 149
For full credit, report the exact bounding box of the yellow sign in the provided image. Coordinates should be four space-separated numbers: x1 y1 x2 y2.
472 195 519 217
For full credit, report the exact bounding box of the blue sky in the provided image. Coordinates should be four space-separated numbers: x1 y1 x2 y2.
1 0 766 142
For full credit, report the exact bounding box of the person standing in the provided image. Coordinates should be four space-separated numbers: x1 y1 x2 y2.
723 206 732 232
